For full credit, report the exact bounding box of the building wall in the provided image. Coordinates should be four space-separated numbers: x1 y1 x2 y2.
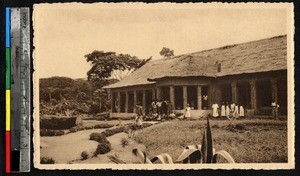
109 70 287 118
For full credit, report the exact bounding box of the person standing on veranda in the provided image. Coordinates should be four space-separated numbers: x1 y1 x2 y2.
185 104 191 119
239 105 245 118
271 100 280 120
234 103 239 119
221 102 226 118
212 102 219 118
225 102 230 120
229 102 236 122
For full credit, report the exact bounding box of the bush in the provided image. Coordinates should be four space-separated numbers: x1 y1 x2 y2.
121 138 129 148
89 133 108 143
40 116 78 130
56 130 65 136
40 129 56 136
95 142 111 155
81 151 89 160
101 126 127 137
94 123 114 129
84 126 94 130
41 157 55 164
69 126 79 133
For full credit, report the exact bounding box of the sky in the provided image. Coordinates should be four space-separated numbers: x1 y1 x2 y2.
34 3 288 79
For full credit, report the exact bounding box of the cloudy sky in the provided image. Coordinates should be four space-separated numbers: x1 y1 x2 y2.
34 3 289 79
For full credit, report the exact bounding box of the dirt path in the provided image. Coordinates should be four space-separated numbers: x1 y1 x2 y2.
40 128 106 163
41 121 159 164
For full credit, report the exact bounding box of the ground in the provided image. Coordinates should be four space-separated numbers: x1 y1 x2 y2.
134 119 287 163
40 118 287 164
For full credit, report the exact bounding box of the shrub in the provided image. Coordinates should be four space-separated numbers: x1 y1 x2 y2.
89 133 108 143
95 142 111 155
101 126 127 137
121 138 129 148
235 124 246 131
94 123 114 129
84 126 94 130
40 129 56 136
69 126 79 133
41 157 55 164
40 116 78 130
81 151 89 160
56 130 65 136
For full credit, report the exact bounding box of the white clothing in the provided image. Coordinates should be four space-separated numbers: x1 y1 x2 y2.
225 105 230 116
239 106 245 117
212 104 219 117
234 105 239 115
221 105 226 117
230 103 235 110
185 107 191 118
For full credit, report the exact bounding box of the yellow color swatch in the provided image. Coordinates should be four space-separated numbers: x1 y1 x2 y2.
6 90 10 131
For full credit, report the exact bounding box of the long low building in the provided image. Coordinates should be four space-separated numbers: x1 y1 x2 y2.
104 35 287 118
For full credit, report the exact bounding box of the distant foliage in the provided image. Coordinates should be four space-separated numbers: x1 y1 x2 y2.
84 50 151 83
40 76 112 116
159 47 174 58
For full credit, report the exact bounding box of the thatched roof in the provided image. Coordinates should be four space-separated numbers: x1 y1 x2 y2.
105 35 287 89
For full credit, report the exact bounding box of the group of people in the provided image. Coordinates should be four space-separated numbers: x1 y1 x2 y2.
211 102 245 120
149 99 172 116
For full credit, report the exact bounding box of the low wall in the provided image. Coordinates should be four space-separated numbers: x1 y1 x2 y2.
110 110 213 119
175 109 212 119
110 113 136 118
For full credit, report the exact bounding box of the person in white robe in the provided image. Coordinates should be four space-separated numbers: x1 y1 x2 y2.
212 103 219 117
239 105 245 117
229 103 236 120
221 102 226 117
234 104 239 119
225 102 230 120
185 104 191 118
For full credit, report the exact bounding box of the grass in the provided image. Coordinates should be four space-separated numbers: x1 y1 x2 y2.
134 119 287 163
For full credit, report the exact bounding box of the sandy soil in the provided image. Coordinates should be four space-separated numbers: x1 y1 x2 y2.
40 128 106 163
41 121 158 164
41 129 140 164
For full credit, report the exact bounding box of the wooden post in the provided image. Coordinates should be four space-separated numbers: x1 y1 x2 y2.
110 90 113 113
197 85 202 110
133 90 137 107
125 91 129 113
156 87 162 100
117 91 121 113
142 90 146 111
152 89 156 101
183 86 188 108
231 81 238 104
250 80 257 109
271 79 278 103
170 86 175 110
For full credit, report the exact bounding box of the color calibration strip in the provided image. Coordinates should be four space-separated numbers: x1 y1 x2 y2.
6 7 11 173
6 7 31 173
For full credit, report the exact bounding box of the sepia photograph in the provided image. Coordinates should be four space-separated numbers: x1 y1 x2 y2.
33 3 294 170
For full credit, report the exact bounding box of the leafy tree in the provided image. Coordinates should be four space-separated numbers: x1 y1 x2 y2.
159 47 174 58
84 51 150 85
